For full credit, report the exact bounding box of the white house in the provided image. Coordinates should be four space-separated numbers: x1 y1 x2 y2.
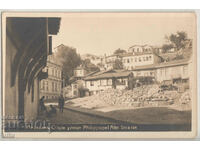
74 65 87 80
101 54 122 70
122 52 162 70
128 45 153 53
84 70 133 95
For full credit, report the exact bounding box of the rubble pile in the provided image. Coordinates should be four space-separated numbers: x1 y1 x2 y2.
70 84 190 109
179 90 191 104
94 84 180 107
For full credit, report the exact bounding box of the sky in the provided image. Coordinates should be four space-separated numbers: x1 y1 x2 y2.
52 13 196 56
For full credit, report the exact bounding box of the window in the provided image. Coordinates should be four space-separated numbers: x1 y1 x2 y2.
127 59 130 63
146 56 149 61
121 79 126 85
139 57 141 62
135 58 137 62
137 48 139 52
43 81 45 90
46 81 48 91
52 82 54 92
55 82 57 92
149 56 152 60
90 81 94 86
107 79 112 85
52 68 54 76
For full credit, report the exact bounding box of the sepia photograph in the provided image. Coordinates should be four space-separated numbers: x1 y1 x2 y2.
1 12 197 139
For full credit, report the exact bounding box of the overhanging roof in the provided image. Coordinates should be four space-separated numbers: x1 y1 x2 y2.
48 18 61 35
84 70 132 80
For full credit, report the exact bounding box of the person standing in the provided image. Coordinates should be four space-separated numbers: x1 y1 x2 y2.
58 95 64 113
39 96 46 114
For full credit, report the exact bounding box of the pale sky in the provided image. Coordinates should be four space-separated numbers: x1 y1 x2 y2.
52 13 196 56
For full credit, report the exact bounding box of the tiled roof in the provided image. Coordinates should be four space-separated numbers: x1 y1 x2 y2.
122 52 154 57
132 64 156 71
155 58 189 68
75 65 86 70
106 54 121 58
84 71 99 77
84 70 132 80
129 44 153 49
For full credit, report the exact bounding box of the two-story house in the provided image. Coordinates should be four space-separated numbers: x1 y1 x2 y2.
122 52 162 71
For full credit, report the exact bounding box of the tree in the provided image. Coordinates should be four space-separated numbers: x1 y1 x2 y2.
55 45 81 84
113 59 123 69
82 59 100 72
162 31 188 53
162 44 174 53
114 48 126 55
168 31 187 50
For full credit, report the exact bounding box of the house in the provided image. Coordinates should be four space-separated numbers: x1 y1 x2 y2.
74 65 88 80
90 56 105 66
84 70 133 95
122 52 162 70
71 80 87 98
130 58 190 86
128 44 153 53
155 59 190 85
40 54 63 100
64 79 89 98
64 70 98 98
106 54 121 63
103 54 122 70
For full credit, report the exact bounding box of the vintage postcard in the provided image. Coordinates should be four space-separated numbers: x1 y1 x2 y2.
1 12 197 139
